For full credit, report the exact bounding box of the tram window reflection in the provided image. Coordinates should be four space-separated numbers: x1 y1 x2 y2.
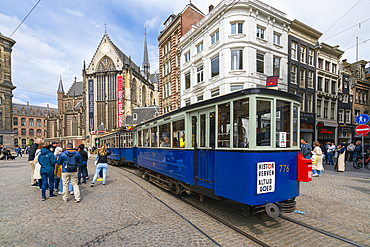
173 119 185 148
151 127 157 147
276 100 291 148
210 112 216 148
218 103 230 147
234 99 249 148
256 100 271 146
293 105 299 146
143 129 149 147
200 114 206 147
159 123 170 147
138 130 142 147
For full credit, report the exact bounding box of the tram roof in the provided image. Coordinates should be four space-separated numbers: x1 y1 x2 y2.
135 88 301 129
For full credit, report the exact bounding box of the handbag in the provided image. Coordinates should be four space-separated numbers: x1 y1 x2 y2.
33 161 42 180
311 154 318 164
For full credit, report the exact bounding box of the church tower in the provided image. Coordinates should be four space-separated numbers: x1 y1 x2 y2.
141 27 150 80
57 75 64 116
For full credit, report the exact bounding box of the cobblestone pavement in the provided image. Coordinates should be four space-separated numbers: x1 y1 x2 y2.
1 156 369 246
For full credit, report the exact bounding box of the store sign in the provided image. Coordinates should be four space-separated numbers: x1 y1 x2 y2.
320 129 333 134
117 76 123 128
279 132 287 147
266 76 278 88
88 79 94 131
257 162 275 194
317 122 324 128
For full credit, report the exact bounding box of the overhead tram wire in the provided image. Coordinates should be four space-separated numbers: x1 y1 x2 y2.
343 38 370 51
323 17 370 42
15 88 55 97
322 0 362 35
9 0 41 38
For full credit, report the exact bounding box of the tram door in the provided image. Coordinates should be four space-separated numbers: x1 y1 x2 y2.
191 108 215 190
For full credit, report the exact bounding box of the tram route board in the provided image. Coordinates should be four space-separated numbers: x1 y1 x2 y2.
257 162 275 194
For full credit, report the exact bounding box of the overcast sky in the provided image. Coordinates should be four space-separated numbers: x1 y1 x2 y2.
1 0 369 108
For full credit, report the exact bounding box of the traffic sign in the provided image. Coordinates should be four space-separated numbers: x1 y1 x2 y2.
355 114 369 125
355 124 370 135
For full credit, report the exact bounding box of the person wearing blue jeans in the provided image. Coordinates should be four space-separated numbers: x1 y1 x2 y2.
38 144 57 200
327 143 336 166
90 146 111 187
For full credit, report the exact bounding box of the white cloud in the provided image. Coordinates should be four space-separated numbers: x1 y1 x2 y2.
145 15 161 31
12 97 27 105
65 9 85 18
38 103 58 109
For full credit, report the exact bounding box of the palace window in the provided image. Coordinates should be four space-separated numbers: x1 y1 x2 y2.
37 119 41 127
29 129 34 136
197 66 203 83
211 30 219 45
211 55 219 77
13 118 18 126
256 26 265 39
196 42 203 53
29 118 34 127
273 33 281 45
37 129 41 137
231 23 243 34
185 72 190 89
14 128 18 136
21 118 26 126
21 129 26 136
231 50 243 70
184 52 190 62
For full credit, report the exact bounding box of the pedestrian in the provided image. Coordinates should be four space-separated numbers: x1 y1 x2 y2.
17 147 22 157
353 141 361 161
90 146 111 187
335 143 346 172
28 139 41 187
2 146 10 160
57 143 83 203
54 147 63 193
311 141 324 177
326 142 336 166
300 139 312 159
347 142 355 162
47 141 59 154
77 144 88 185
38 143 57 201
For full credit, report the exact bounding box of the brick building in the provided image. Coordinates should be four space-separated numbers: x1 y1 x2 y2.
12 102 57 147
158 3 204 115
0 32 16 148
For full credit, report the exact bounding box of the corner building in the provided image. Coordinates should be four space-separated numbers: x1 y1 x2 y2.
158 3 205 115
0 32 16 148
179 0 290 107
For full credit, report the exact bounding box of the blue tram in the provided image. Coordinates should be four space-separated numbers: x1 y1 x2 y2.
99 130 134 166
104 88 311 217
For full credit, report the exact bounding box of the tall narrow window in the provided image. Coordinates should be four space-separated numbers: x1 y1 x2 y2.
300 46 306 63
143 129 149 147
276 100 291 148
159 123 171 147
231 23 243 34
21 118 26 126
324 101 329 118
197 66 203 83
317 100 322 117
172 119 185 148
332 64 337 74
217 103 230 148
299 69 305 88
307 71 313 88
196 42 203 53
185 52 190 62
291 42 297 60
256 100 271 146
138 130 142 147
291 66 297 84
273 33 280 45
233 98 249 148
339 109 344 123
318 77 323 91
300 92 305 111
293 105 299 146
256 53 264 73
200 114 206 147
345 110 351 123
273 57 280 76
331 102 335 120
331 81 336 94
256 27 265 39
29 118 34 127
211 55 219 77
185 72 190 89
325 79 329 93
211 31 219 44
13 118 18 126
308 49 314 66
318 58 323 69
151 127 157 147
307 93 313 112
231 50 243 70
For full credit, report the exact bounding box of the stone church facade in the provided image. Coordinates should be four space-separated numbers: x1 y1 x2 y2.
0 32 16 148
83 32 158 147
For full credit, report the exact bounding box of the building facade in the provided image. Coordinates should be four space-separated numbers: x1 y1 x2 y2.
0 32 16 148
84 32 158 147
158 3 204 114
45 77 85 148
315 43 344 144
288 20 322 144
12 102 57 147
179 0 290 107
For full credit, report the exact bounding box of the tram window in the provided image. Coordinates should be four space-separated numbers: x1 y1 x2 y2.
218 103 230 147
151 127 157 147
256 100 271 146
159 123 171 147
276 100 291 148
233 99 249 148
200 114 206 147
138 131 142 147
172 119 185 148
143 129 149 147
293 105 299 146
210 112 216 148
192 116 196 147
120 136 124 148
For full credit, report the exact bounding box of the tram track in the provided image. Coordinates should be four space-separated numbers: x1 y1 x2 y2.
116 165 365 247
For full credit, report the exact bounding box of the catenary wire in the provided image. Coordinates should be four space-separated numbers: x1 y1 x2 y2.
344 38 370 51
323 17 370 41
15 88 55 97
322 0 362 35
10 0 41 38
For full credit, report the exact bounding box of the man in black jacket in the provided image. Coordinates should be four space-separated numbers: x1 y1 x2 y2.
28 138 41 187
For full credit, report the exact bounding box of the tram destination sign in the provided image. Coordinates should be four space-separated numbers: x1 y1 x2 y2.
257 162 275 194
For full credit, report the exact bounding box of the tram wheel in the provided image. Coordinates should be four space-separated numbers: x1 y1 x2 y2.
266 203 280 218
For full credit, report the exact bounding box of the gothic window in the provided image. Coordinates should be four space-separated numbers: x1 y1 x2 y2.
150 92 153 105
107 73 117 100
97 74 106 101
142 86 146 106
97 56 116 73
131 79 137 103
72 117 78 136
97 63 105 72
66 102 72 110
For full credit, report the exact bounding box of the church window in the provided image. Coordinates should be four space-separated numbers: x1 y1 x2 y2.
131 79 137 103
97 74 106 101
107 73 117 100
72 117 78 136
142 86 146 106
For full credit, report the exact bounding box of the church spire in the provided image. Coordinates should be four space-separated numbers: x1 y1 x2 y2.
57 75 64 94
142 25 150 79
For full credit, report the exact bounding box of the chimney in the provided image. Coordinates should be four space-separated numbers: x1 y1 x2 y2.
27 101 29 106
209 5 214 13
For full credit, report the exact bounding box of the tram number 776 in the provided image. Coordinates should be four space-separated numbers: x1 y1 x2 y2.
279 165 289 173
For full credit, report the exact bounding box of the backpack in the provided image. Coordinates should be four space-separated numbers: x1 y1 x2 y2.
63 153 77 172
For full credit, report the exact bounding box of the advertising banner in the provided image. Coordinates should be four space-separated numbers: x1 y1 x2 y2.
117 76 123 128
88 79 94 131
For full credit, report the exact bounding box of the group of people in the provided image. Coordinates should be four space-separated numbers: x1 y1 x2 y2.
28 139 111 202
301 139 352 177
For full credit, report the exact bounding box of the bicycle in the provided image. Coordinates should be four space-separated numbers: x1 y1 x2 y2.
353 155 370 169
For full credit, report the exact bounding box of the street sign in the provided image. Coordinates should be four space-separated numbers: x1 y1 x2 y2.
355 114 370 125
355 124 370 135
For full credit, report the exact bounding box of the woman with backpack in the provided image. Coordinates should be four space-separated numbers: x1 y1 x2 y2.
38 143 57 200
90 146 111 187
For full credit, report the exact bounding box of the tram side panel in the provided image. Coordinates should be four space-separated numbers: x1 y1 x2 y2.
107 148 120 164
214 151 299 206
119 147 135 164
